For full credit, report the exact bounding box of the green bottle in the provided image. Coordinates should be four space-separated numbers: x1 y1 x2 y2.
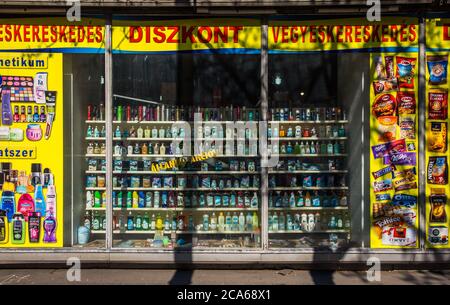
92 211 101 230
142 212 150 231
135 213 142 231
94 191 102 208
294 142 301 155
11 214 25 244
126 191 132 208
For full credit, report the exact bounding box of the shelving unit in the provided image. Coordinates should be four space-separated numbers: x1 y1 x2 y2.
84 116 262 241
267 109 351 242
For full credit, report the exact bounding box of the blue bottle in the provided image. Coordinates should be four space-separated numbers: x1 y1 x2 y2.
138 191 145 208
34 185 46 217
1 191 15 221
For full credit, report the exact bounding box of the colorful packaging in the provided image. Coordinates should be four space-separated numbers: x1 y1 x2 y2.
427 55 448 85
392 167 416 181
393 177 417 192
428 226 448 245
396 56 416 89
384 152 416 166
373 78 398 95
376 116 397 142
392 194 417 208
429 188 447 223
385 56 395 79
396 91 416 114
428 122 447 153
371 139 406 159
375 193 392 202
372 93 397 117
427 156 448 185
399 114 416 140
372 165 396 179
373 179 393 193
428 89 448 120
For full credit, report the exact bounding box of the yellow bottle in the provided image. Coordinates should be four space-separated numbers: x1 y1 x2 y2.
132 191 139 208
0 210 9 244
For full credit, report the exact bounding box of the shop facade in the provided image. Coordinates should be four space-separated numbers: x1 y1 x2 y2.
0 0 450 266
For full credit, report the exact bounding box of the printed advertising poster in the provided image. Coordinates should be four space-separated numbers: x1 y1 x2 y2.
369 53 419 248
0 52 63 247
425 19 450 248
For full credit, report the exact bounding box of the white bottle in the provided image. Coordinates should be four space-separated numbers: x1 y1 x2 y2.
238 212 245 232
137 126 144 138
86 191 93 208
218 212 225 232
301 213 308 231
210 213 217 231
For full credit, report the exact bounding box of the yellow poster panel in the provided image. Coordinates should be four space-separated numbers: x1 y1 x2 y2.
0 18 104 52
112 18 261 53
269 17 418 52
0 52 63 247
369 53 419 248
426 19 450 50
425 50 449 248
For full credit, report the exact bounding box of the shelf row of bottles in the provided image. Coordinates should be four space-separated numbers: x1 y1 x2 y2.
269 174 346 188
269 190 348 208
85 210 260 233
86 125 346 140
269 107 347 122
268 211 350 232
86 158 259 173
12 105 49 123
88 104 260 122
87 175 261 189
86 190 260 209
268 141 346 155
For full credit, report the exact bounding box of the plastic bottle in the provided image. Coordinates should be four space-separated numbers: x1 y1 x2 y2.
11 213 26 244
34 184 46 217
28 212 41 243
289 192 296 208
252 212 259 230
43 210 57 243
272 212 279 231
218 212 225 232
238 212 245 231
127 212 134 230
232 212 239 231
203 213 209 231
210 213 217 231
0 210 9 244
135 214 142 231
279 212 286 231
304 191 311 207
225 212 232 231
151 214 156 230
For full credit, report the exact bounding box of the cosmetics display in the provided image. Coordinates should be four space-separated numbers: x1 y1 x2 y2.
83 103 262 248
267 106 351 247
0 162 57 244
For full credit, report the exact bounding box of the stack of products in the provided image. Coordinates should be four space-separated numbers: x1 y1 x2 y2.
425 53 449 247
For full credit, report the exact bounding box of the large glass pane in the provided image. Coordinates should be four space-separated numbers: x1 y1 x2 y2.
267 52 366 249
67 53 106 248
111 19 262 249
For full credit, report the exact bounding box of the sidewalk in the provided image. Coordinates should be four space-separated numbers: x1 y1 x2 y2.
0 269 448 285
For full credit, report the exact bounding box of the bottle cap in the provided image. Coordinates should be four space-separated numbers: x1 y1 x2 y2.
32 163 42 173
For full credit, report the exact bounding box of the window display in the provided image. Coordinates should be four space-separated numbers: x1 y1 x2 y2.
0 53 63 247
369 53 419 248
425 18 450 248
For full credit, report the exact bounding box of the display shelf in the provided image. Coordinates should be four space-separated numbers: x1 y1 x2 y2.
268 229 349 234
86 187 106 191
111 120 258 125
86 170 259 175
269 137 347 141
91 230 260 234
86 207 259 211
112 187 260 191
268 170 348 174
268 187 348 191
86 120 106 124
268 120 348 124
85 154 106 158
270 154 347 157
268 207 348 211
86 137 106 141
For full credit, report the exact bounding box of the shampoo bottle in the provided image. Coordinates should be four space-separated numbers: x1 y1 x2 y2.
46 184 57 216
28 212 41 243
11 213 25 244
1 191 16 221
0 210 9 244
43 209 57 243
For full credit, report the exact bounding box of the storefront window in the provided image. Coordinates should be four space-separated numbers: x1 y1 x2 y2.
267 52 364 249
110 18 262 249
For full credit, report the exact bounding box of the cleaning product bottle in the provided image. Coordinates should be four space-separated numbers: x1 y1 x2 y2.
0 210 9 244
1 190 15 222
34 184 46 217
28 212 41 243
43 209 57 243
11 213 25 244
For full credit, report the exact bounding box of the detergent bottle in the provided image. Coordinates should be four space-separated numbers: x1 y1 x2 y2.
11 213 25 244
0 210 9 244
